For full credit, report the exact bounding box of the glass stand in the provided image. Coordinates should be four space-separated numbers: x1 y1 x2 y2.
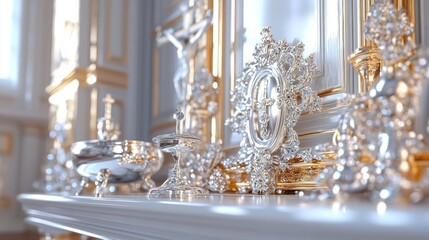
148 108 207 198
148 133 207 198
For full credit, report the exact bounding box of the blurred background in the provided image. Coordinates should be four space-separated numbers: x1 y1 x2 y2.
0 0 188 238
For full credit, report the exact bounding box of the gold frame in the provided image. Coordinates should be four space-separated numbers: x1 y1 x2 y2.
0 196 11 209
104 0 129 65
0 132 12 155
46 65 128 96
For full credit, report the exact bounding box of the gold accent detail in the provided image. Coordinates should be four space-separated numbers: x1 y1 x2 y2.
352 0 417 92
212 0 226 143
358 0 376 47
224 169 249 192
407 152 429 182
348 44 381 92
276 161 333 191
0 132 13 155
222 160 334 192
298 130 336 138
46 65 128 96
351 0 381 92
0 196 11 208
151 48 160 118
276 182 323 190
317 86 344 98
104 0 129 65
87 65 128 88
39 232 85 240
206 0 214 75
46 68 87 96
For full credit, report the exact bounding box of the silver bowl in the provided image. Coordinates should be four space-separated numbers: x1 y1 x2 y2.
71 140 163 197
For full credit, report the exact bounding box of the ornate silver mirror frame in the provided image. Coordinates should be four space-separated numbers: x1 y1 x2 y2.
218 0 359 150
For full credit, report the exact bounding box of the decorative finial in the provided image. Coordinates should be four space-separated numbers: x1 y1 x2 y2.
97 94 120 141
174 107 185 134
103 94 115 120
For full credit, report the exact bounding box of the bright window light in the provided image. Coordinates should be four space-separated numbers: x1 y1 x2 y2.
0 0 22 90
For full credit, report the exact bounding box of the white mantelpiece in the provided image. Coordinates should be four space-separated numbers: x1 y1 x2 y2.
18 193 429 240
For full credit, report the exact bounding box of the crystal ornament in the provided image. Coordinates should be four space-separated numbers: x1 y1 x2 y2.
220 27 321 194
364 0 416 65
35 122 80 194
316 0 429 203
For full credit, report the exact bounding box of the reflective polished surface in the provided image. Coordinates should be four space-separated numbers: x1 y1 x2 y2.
71 94 164 197
18 193 429 240
71 139 164 197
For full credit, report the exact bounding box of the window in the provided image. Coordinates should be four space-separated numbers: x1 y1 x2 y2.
0 0 22 91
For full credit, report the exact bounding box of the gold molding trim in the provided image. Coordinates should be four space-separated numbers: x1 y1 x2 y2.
104 0 129 65
46 65 128 96
46 68 87 96
151 47 160 118
298 130 336 138
275 182 323 190
0 196 11 208
39 232 83 240
87 65 128 89
408 152 429 182
317 86 345 98
0 132 13 155
212 0 226 144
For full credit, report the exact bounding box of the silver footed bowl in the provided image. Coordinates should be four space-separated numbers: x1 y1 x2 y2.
71 140 163 197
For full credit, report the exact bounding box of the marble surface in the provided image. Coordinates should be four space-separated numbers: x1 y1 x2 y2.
18 193 429 240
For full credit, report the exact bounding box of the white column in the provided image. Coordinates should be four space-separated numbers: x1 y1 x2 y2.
18 125 45 194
